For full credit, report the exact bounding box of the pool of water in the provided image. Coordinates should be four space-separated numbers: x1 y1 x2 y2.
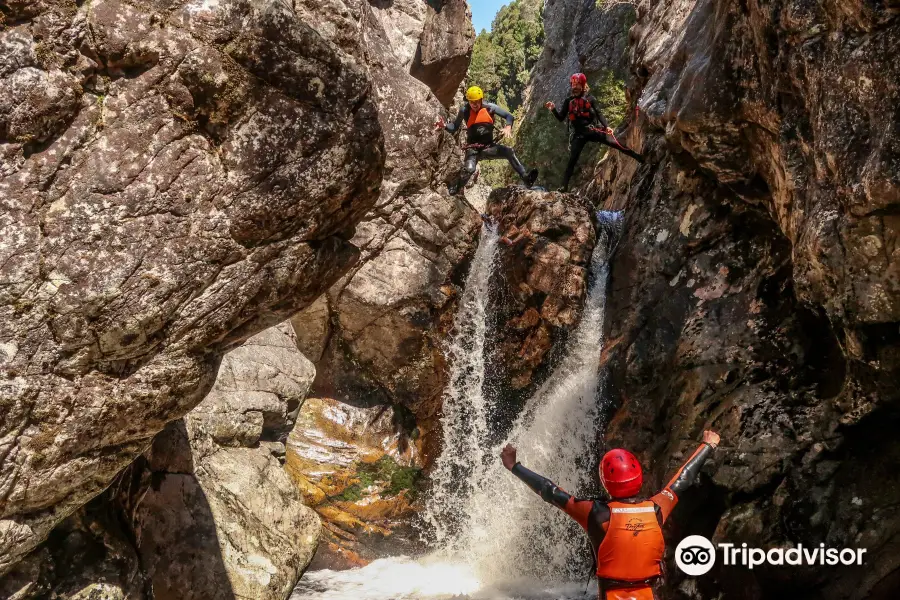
292 557 597 600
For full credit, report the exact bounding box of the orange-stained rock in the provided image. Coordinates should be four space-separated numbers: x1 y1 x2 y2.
287 397 424 570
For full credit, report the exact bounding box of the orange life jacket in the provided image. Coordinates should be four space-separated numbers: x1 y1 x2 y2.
466 106 496 128
595 501 665 581
604 586 656 600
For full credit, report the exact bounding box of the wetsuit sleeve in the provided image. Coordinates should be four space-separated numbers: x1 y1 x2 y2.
551 98 569 122
588 96 608 129
445 106 466 133
651 443 714 523
510 463 596 530
486 103 515 126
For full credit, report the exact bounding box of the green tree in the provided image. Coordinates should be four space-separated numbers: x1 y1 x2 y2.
466 0 544 113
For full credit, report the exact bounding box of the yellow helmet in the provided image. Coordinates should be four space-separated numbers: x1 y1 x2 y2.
466 86 484 102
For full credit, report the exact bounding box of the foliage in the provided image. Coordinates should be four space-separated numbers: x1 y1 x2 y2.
460 0 545 189
466 0 544 114
592 70 628 129
515 70 628 190
333 455 422 501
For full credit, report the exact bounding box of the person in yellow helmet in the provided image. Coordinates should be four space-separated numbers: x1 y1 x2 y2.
435 86 538 196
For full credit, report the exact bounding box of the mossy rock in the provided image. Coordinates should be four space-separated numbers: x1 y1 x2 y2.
331 455 422 501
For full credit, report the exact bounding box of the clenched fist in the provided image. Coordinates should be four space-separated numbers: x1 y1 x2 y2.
702 430 721 449
501 444 517 470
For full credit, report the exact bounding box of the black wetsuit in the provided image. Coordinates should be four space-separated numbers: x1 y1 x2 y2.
551 95 644 191
510 443 714 599
444 103 534 193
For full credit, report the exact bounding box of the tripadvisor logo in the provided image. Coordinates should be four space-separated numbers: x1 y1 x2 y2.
675 535 868 576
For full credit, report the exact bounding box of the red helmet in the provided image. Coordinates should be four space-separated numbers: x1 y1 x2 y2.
600 449 643 498
570 73 588 87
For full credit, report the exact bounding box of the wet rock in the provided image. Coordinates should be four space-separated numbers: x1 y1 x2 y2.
285 397 423 570
565 0 900 598
291 0 481 421
486 187 597 392
0 0 383 575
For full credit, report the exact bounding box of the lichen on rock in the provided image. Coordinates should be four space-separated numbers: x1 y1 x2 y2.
0 0 384 578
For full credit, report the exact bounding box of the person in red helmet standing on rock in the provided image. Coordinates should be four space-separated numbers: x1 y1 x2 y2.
501 430 721 600
545 73 644 192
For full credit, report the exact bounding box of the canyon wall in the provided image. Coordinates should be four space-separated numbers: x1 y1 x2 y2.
531 0 900 597
0 0 384 579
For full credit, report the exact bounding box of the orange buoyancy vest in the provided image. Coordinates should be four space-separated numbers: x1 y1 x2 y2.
595 501 665 581
466 106 496 127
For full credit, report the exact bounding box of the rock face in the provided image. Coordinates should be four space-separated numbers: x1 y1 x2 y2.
485 188 596 393
410 0 476 106
291 0 481 421
546 0 900 597
515 0 637 187
130 323 319 600
0 497 147 600
296 0 473 106
0 0 384 575
286 397 423 570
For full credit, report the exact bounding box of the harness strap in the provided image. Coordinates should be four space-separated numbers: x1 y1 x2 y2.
589 126 630 152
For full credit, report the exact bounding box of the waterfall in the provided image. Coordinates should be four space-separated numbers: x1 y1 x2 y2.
293 212 622 600
424 221 501 543
424 212 618 584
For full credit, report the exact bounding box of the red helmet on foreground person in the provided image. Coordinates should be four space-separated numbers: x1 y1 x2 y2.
600 449 643 498
570 72 587 87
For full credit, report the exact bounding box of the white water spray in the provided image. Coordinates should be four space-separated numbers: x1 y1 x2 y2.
293 213 622 599
423 221 501 542
425 215 618 584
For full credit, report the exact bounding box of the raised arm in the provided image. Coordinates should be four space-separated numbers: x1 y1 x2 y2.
548 97 569 122
486 103 515 126
501 444 596 530
651 430 720 523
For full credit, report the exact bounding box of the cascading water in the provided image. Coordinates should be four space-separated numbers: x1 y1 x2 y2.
424 221 502 544
425 212 619 583
293 213 622 600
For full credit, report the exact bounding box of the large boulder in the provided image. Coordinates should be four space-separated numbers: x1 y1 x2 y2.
295 0 473 106
131 323 320 600
485 188 597 393
0 0 383 577
410 0 477 106
574 0 900 597
291 0 481 421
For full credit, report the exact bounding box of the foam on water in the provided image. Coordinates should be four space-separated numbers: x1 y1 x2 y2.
293 215 621 599
292 556 596 600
